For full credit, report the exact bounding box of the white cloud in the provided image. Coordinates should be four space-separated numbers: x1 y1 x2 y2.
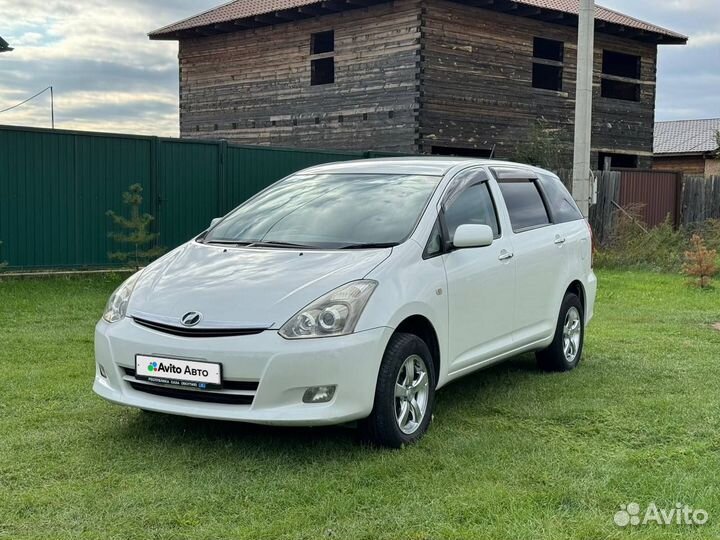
687 32 720 48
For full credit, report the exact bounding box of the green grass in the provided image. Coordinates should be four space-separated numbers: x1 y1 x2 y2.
1 271 719 539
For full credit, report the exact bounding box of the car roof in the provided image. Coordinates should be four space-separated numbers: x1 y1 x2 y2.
299 157 554 177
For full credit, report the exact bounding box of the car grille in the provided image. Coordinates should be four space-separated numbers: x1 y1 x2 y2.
132 317 267 338
123 368 258 405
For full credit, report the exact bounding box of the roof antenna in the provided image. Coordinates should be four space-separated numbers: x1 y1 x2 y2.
489 144 496 159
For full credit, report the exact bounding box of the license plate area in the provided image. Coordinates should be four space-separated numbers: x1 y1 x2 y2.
135 355 222 390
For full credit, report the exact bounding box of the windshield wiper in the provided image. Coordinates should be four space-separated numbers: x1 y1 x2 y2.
205 240 257 246
338 242 398 250
250 241 318 249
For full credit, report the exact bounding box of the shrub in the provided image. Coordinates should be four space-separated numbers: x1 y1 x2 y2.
512 118 568 171
682 234 717 288
107 183 166 270
594 209 685 272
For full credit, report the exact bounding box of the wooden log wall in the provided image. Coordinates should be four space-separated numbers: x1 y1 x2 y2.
653 155 707 176
178 0 422 153
420 0 658 168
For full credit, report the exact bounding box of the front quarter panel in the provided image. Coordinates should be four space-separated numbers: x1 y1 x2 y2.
358 241 450 386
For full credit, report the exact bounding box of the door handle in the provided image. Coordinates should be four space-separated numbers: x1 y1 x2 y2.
554 236 566 245
498 251 514 261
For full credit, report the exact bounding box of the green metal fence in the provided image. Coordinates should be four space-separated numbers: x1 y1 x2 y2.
0 125 399 270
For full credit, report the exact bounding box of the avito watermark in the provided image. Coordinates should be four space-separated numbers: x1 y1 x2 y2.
614 502 708 527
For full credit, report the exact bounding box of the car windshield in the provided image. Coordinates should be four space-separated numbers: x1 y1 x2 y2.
203 173 441 249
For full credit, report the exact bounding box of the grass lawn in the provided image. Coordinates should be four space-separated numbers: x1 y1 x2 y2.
1 270 719 539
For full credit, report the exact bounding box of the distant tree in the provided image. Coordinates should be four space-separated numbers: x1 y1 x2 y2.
107 183 166 269
682 234 717 289
513 118 567 172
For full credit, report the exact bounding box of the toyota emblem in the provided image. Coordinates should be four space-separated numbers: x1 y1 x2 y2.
181 312 202 327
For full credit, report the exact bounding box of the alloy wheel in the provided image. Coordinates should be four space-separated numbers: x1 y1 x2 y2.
394 354 430 434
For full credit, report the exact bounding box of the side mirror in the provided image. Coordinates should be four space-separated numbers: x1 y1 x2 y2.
452 224 494 249
209 217 222 229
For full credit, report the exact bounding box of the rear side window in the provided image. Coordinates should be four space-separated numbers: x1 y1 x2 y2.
444 182 500 241
539 176 584 223
498 181 550 232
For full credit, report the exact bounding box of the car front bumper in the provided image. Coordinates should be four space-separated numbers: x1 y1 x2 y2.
93 319 393 426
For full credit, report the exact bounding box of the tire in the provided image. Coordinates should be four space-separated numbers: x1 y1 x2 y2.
536 292 584 372
359 333 436 448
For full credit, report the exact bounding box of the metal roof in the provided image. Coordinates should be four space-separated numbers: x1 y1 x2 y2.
149 0 687 44
514 0 686 41
654 119 720 156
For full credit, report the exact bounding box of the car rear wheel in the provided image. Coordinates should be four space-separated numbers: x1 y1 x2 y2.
536 292 584 372
359 333 436 448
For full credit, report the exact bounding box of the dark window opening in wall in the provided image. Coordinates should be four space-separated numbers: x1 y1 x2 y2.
533 63 563 91
311 31 334 54
362 113 368 121
310 30 335 86
601 50 641 101
602 50 641 79
532 37 563 91
311 57 334 86
533 37 563 62
601 79 640 102
431 146 493 158
598 152 638 170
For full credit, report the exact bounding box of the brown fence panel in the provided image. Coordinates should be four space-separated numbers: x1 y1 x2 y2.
617 170 681 228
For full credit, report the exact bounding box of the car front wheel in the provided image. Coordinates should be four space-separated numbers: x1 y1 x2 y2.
536 292 584 372
359 333 436 448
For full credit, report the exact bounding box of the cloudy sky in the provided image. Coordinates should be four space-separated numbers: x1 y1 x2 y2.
0 0 718 136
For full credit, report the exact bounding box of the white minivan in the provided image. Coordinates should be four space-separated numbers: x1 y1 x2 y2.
94 158 596 447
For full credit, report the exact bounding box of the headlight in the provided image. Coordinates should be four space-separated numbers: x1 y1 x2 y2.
102 272 142 323
279 280 378 339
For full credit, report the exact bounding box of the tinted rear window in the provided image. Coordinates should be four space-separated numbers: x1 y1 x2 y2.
539 176 584 223
498 181 550 232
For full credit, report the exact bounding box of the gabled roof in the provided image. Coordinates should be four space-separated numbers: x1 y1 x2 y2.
654 119 720 156
149 0 688 44
0 36 12 53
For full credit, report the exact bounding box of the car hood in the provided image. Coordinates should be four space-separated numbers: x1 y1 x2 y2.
128 242 391 329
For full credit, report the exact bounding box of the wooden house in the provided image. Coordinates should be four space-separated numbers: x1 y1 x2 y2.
150 0 686 168
654 118 720 177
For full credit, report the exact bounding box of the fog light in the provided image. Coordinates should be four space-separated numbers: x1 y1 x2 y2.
98 364 108 378
302 385 336 403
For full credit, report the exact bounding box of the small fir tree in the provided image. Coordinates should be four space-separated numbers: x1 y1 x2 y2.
682 234 717 289
107 183 165 269
0 241 7 270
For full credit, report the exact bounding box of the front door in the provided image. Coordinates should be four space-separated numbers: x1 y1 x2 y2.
440 170 516 375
